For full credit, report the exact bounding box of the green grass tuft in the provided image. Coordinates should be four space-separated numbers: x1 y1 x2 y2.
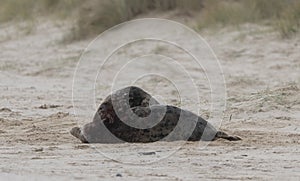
69 0 204 40
1 0 300 40
275 1 300 38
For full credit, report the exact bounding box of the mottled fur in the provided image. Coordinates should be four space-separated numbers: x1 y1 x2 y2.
70 86 241 143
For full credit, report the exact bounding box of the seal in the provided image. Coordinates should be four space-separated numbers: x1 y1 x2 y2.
71 105 241 143
105 105 241 142
70 87 241 143
70 86 160 143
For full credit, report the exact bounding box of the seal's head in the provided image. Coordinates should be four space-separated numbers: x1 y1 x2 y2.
98 99 115 123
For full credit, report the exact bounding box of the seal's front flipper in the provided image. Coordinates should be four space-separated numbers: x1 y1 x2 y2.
216 131 242 141
70 127 88 143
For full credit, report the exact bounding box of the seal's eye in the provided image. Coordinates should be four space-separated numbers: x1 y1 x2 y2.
99 104 106 111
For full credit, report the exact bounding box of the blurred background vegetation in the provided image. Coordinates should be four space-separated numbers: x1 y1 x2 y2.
0 0 299 41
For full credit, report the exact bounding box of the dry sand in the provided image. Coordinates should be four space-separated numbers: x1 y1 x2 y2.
0 20 299 180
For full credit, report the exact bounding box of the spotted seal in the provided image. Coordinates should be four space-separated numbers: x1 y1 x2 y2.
70 86 159 143
70 87 241 143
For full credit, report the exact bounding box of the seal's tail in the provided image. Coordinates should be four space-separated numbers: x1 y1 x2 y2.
216 131 241 141
70 127 88 143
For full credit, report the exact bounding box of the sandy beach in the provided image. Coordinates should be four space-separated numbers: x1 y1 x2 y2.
0 19 299 180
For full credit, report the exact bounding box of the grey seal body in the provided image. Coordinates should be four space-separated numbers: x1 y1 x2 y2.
71 86 159 143
98 105 241 143
70 86 241 143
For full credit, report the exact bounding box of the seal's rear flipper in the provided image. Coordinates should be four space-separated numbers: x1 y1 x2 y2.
216 131 242 141
70 127 88 143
